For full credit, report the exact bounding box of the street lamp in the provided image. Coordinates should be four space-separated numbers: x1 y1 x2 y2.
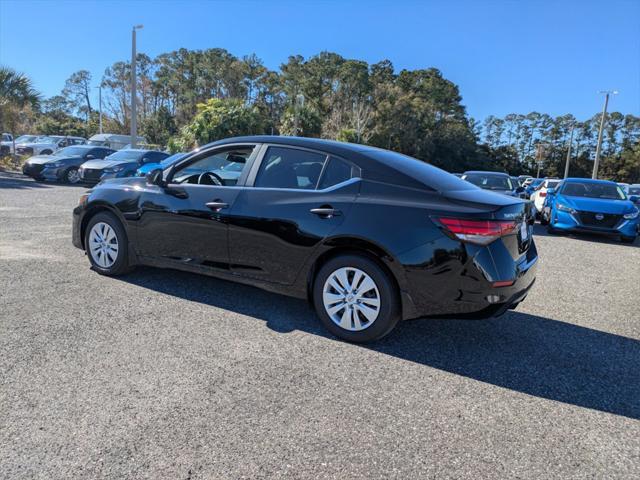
592 90 618 179
131 24 143 148
95 84 103 134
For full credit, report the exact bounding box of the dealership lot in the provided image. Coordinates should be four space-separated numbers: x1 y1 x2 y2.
1 172 639 479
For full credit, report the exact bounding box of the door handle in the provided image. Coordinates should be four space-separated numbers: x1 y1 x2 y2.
206 201 229 212
310 207 341 218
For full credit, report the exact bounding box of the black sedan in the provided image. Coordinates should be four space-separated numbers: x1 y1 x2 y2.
462 171 526 198
72 136 537 342
36 146 115 183
78 149 170 184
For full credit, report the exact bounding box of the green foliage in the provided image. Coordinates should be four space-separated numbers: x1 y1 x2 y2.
168 98 266 151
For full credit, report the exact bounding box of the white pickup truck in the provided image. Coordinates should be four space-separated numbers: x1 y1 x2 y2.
15 135 87 157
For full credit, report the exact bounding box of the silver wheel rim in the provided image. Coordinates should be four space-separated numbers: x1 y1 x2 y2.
67 168 79 183
88 222 119 268
322 267 380 331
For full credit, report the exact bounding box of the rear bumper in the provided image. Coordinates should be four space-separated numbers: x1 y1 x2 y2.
551 210 638 237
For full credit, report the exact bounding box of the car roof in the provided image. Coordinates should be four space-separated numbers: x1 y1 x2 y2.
462 170 510 176
564 177 618 185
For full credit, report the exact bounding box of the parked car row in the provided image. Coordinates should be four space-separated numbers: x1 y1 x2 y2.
454 170 639 243
22 147 170 184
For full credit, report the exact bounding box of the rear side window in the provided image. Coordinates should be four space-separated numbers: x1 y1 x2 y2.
318 157 353 189
255 147 327 190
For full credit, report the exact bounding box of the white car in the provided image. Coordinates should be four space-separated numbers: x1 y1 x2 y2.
531 178 561 215
1 134 41 155
16 135 86 157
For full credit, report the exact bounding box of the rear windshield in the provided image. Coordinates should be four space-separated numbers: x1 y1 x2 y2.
364 149 476 191
628 187 640 195
561 182 625 200
463 173 513 191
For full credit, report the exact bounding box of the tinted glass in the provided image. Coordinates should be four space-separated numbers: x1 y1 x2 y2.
56 146 89 156
172 146 255 186
105 150 146 162
628 187 640 195
463 173 513 190
561 182 625 200
90 148 114 159
255 147 326 190
318 157 353 189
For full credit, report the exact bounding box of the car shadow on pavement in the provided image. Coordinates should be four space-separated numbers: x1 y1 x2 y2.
533 223 638 247
0 172 87 189
120 267 640 420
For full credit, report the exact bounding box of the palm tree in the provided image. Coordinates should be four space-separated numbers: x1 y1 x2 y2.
0 66 41 134
0 66 41 108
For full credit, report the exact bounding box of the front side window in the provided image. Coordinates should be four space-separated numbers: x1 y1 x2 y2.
254 147 327 190
172 146 256 186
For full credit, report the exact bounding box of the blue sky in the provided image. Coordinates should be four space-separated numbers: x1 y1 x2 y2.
1 0 638 120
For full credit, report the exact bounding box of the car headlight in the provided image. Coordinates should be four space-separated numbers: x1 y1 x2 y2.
104 165 125 173
556 203 576 214
78 193 90 206
623 208 639 220
48 161 64 168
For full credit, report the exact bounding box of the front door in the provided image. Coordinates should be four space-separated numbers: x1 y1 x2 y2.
135 144 258 268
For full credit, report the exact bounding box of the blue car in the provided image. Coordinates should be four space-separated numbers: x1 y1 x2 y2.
524 178 544 198
136 152 187 176
541 178 639 243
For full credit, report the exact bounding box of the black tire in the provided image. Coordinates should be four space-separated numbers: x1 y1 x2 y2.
313 254 400 343
84 211 132 276
63 167 80 184
621 235 636 244
547 224 557 234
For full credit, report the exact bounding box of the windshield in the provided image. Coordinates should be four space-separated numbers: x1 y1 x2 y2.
159 153 186 167
628 187 640 195
561 182 626 200
87 140 106 146
463 173 513 191
35 136 56 143
546 180 560 189
530 179 544 188
105 150 145 162
55 146 89 156
15 135 37 143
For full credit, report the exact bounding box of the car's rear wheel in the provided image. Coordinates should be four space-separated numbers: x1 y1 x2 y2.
64 167 80 184
313 254 400 343
84 212 132 276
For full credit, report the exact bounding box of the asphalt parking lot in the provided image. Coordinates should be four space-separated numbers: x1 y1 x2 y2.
1 171 639 479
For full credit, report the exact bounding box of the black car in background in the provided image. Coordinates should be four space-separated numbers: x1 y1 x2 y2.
78 149 170 184
72 136 537 342
23 146 113 182
35 146 116 183
462 171 526 198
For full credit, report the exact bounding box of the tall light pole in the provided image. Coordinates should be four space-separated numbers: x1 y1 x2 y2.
592 90 617 179
130 25 143 148
564 123 575 179
95 85 103 134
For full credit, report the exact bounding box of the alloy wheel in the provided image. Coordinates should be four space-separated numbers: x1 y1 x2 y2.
322 267 380 331
67 168 80 184
88 222 119 268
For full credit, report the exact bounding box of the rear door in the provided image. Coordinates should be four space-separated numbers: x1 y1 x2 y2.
227 146 360 285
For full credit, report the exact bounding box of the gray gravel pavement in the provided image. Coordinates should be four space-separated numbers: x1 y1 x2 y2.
1 171 639 479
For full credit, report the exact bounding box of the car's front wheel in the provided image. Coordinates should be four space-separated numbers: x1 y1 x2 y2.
313 254 400 343
64 167 80 184
84 212 132 276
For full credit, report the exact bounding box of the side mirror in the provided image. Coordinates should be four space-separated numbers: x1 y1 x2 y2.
629 195 639 204
547 188 556 195
85 155 95 160
146 168 165 187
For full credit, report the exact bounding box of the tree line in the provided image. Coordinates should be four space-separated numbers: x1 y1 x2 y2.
1 48 638 182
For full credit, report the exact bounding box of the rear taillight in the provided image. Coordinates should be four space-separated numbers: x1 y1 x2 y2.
436 217 517 245
539 191 547 197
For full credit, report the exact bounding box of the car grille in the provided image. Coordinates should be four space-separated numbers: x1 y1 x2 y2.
23 163 45 176
576 211 621 229
16 146 34 156
80 168 103 181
